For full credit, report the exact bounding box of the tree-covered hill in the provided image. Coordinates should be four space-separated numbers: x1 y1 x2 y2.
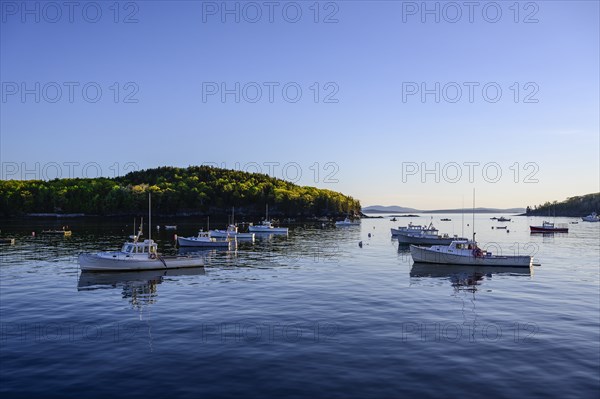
525 192 599 217
0 166 361 217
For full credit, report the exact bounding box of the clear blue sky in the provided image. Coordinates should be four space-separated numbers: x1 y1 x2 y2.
1 0 598 209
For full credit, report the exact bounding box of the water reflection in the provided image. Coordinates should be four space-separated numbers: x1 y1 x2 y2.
78 268 205 307
410 262 532 292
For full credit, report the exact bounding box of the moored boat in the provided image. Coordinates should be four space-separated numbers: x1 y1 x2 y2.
497 217 511 222
41 229 72 236
395 222 462 245
210 225 255 241
177 231 233 248
410 239 532 268
79 193 204 272
335 217 360 227
79 239 204 271
248 205 289 234
530 221 568 233
391 222 426 236
582 212 599 222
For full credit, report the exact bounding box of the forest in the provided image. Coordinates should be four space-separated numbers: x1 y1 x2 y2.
0 166 361 218
525 192 599 217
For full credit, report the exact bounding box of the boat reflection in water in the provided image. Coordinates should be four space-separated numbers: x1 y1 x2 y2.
410 262 532 292
78 268 205 306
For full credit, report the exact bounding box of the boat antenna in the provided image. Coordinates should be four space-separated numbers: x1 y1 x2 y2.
207 216 210 231
461 196 465 238
472 188 476 243
148 192 152 243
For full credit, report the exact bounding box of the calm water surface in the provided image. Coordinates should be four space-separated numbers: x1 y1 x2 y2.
1 215 599 398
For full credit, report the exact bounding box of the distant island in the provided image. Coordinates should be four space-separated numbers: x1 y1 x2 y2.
524 192 599 217
363 205 525 214
0 166 361 218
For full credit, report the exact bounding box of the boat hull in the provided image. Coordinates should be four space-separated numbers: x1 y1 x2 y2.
177 237 231 247
79 253 204 272
582 217 599 222
248 226 288 234
209 230 255 240
397 234 455 245
409 245 532 268
530 226 568 233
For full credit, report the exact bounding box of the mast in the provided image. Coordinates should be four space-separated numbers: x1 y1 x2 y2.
266 204 269 221
472 188 476 242
148 192 151 243
461 196 465 238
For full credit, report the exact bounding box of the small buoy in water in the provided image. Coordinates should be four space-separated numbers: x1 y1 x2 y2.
507 230 510 233
491 226 494 229
358 241 363 248
32 231 35 237
368 233 371 238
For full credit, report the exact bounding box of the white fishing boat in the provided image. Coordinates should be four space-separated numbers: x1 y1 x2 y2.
410 239 532 268
391 222 426 236
248 205 288 234
209 207 255 240
396 223 462 245
210 225 255 241
79 195 204 272
410 189 532 268
582 212 599 222
177 230 233 248
335 217 360 227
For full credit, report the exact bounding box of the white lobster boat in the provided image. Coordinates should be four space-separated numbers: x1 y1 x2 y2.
177 231 233 248
79 239 204 271
335 217 360 227
410 239 532 268
79 194 204 272
582 212 599 222
390 222 428 236
248 205 288 234
209 225 255 241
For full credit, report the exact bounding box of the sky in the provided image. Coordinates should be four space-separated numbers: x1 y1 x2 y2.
1 0 599 209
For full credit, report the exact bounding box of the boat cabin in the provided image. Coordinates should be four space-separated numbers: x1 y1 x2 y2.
121 239 157 255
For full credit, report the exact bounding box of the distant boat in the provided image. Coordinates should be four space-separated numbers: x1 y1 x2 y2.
164 225 177 230
490 217 498 220
390 217 397 222
582 212 599 222
210 207 255 240
177 231 232 248
497 217 511 222
530 221 568 233
0 238 15 245
248 205 289 234
79 194 204 271
495 226 507 230
41 229 72 236
210 225 255 241
410 239 532 268
335 217 360 227
391 222 427 236
440 218 451 221
395 222 462 245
